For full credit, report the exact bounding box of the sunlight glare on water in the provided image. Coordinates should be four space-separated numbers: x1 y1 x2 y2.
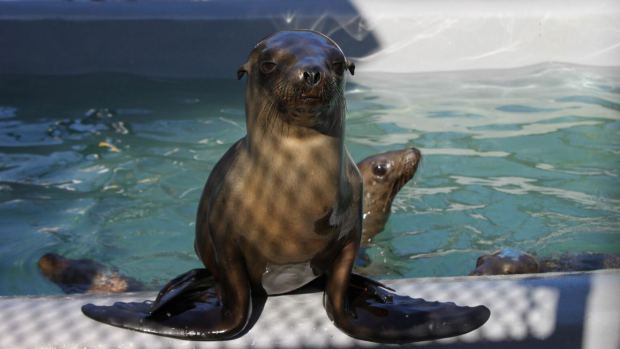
0 63 619 295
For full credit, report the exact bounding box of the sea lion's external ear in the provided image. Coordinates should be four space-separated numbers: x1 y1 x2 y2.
237 64 248 80
347 60 355 75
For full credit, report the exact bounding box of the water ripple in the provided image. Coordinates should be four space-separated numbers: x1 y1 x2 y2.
1 65 619 292
451 175 620 213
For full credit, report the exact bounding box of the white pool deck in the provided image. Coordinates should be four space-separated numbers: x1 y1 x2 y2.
0 270 619 349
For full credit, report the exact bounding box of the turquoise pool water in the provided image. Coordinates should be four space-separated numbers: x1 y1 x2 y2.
1 63 619 295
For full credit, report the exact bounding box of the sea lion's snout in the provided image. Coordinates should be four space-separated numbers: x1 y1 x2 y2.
402 147 422 180
302 67 322 87
298 63 328 103
292 57 336 104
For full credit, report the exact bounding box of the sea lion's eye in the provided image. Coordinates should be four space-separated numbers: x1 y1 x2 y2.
260 61 277 74
333 61 345 75
372 162 389 177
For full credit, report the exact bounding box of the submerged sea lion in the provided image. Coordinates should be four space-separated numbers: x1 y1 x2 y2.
38 253 142 293
38 148 420 294
470 248 620 275
82 30 489 343
469 248 539 275
539 252 620 272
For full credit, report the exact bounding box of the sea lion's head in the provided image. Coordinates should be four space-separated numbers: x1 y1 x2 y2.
357 147 422 243
38 253 104 292
38 253 71 281
469 248 540 275
238 30 355 136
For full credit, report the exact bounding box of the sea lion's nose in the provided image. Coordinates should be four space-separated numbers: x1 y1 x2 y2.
302 68 321 86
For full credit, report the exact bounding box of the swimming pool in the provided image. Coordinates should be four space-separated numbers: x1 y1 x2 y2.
1 62 619 295
1 0 620 297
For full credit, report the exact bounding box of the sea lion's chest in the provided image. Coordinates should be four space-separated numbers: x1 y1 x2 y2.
220 136 343 263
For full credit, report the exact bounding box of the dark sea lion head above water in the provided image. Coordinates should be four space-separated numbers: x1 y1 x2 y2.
358 147 422 243
39 253 105 292
38 253 139 293
470 248 620 275
237 30 354 137
82 30 489 343
469 248 540 276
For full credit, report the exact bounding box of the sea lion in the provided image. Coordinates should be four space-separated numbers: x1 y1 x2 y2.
82 30 489 343
38 253 142 293
38 148 420 294
358 148 421 244
470 248 620 275
469 248 539 275
539 252 620 272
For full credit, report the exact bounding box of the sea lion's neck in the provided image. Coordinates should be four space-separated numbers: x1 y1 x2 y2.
245 113 344 163
243 87 350 209
245 99 345 154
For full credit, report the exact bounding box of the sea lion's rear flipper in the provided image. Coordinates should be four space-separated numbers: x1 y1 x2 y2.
339 273 490 343
82 268 253 340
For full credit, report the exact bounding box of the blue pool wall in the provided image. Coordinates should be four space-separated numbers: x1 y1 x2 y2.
1 0 619 78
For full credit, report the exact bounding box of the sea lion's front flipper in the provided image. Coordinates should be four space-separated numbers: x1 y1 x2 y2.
82 265 254 340
344 273 490 343
149 268 214 315
326 242 490 344
81 288 223 340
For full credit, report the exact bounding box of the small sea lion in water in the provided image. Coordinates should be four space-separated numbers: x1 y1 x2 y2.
355 148 421 271
82 30 489 343
469 248 539 275
539 252 620 272
470 248 620 275
38 253 142 293
358 148 421 244
37 148 420 294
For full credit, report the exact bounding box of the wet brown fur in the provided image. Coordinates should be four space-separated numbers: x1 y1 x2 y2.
357 148 421 244
38 253 141 293
81 31 490 343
